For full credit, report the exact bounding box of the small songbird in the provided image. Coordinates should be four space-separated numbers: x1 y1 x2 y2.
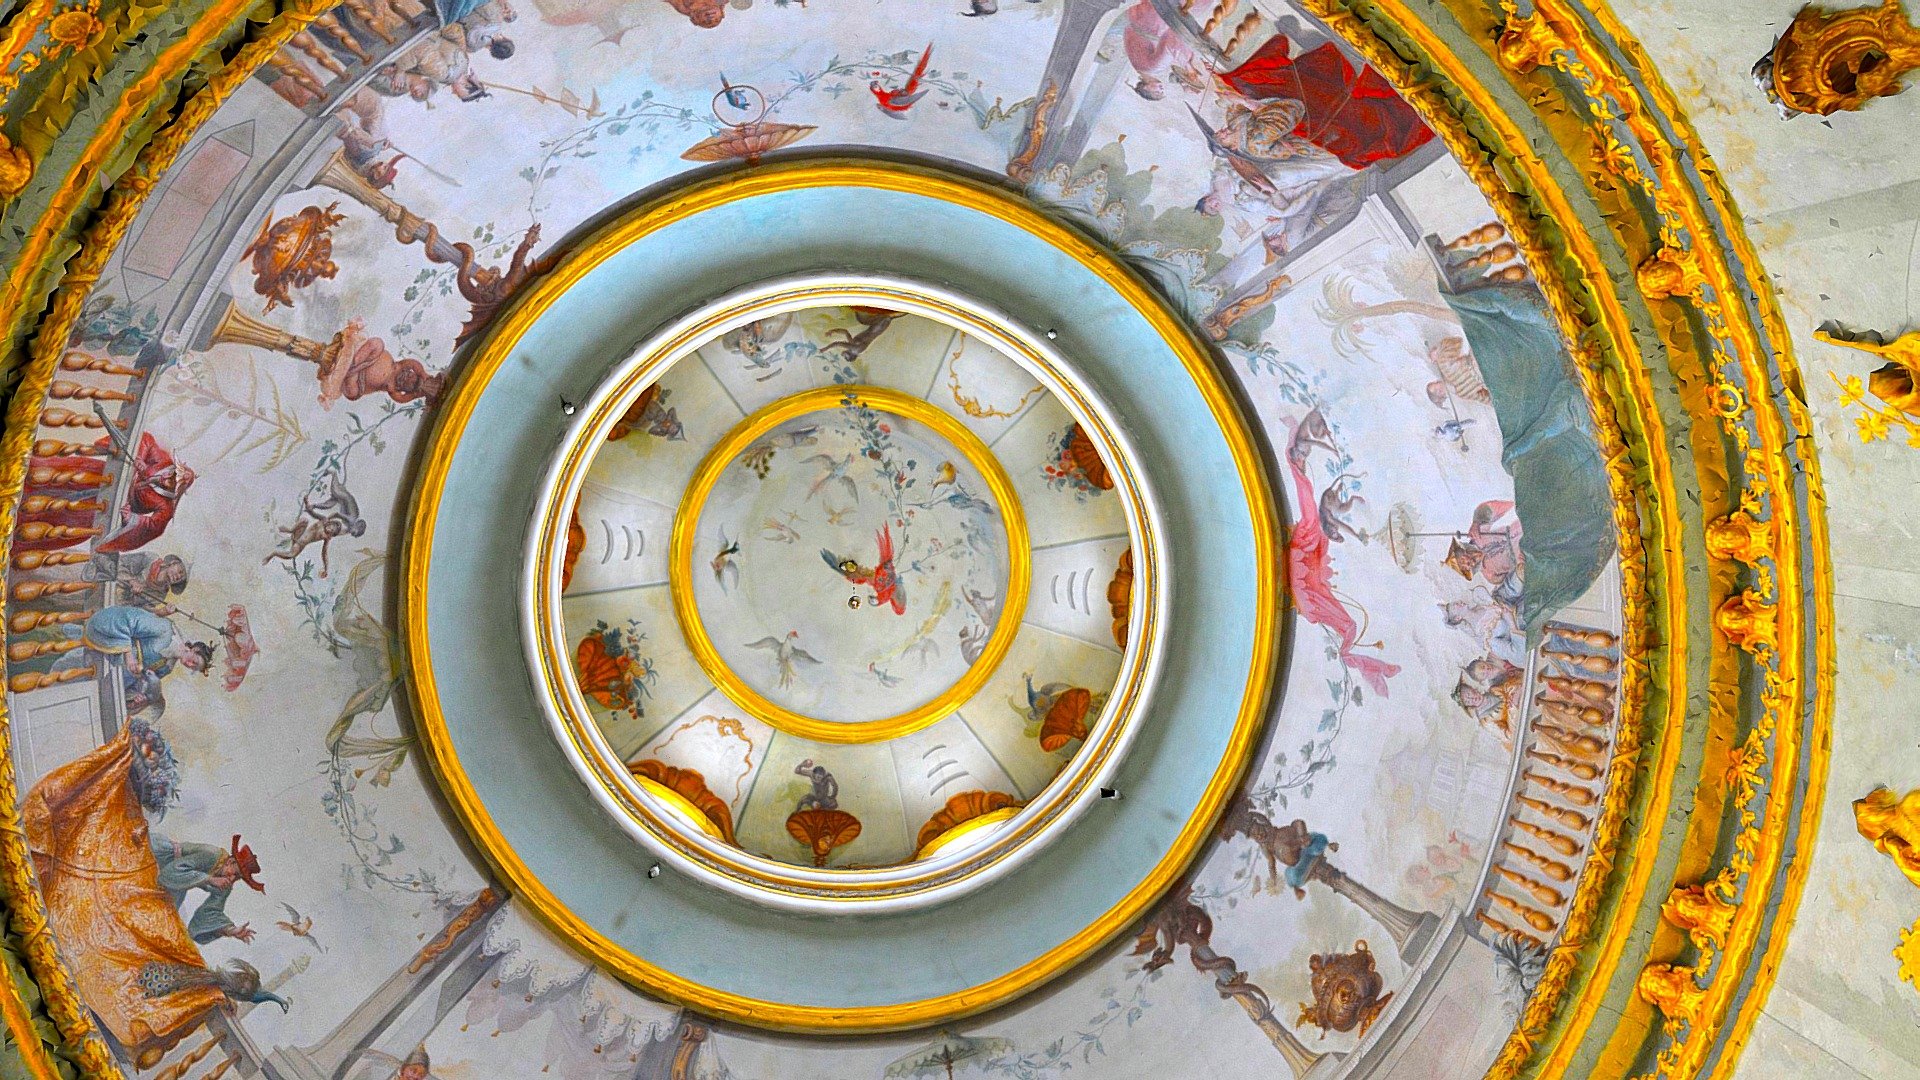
821 525 906 614
711 529 740 593
871 44 933 119
744 630 821 689
275 903 325 952
930 460 957 492
803 453 860 505
760 514 801 544
718 73 754 111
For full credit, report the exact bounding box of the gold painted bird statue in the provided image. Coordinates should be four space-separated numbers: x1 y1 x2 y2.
821 524 906 614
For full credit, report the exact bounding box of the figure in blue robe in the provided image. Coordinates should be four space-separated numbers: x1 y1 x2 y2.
150 835 263 944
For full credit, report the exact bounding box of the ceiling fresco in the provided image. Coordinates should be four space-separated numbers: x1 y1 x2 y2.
0 0 1867 1077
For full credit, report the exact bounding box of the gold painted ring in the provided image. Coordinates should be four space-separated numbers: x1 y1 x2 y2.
668 385 1031 743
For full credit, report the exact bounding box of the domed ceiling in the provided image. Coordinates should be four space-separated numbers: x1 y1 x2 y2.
0 0 1856 1077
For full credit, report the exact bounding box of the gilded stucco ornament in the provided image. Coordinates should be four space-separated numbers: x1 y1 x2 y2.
1853 787 1920 992
1757 0 1920 116
1714 591 1776 655
1476 0 1828 1074
1818 325 1920 446
1704 511 1772 565
1660 879 1737 952
1855 786 1920 889
1634 246 1708 302
0 132 31 199
1636 963 1708 1033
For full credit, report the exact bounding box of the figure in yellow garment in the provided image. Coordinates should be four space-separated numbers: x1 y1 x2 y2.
22 728 225 1061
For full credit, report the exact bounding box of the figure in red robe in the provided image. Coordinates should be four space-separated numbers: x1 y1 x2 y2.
20 435 193 553
1217 35 1434 169
100 434 195 554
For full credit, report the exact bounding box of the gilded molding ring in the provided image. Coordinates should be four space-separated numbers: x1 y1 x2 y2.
523 275 1164 911
667 384 1032 744
399 160 1276 1024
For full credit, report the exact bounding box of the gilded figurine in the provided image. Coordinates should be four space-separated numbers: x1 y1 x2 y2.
1855 785 1920 888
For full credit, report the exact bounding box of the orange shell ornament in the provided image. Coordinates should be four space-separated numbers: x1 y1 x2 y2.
562 506 586 591
573 633 633 711
630 759 736 844
1064 425 1114 491
785 808 862 867
1038 687 1094 752
681 121 817 164
916 790 1021 854
1107 548 1134 648
607 383 661 441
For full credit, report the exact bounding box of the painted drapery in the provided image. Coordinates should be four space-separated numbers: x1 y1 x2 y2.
21 729 222 1057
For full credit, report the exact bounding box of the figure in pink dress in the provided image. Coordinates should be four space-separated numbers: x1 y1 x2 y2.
1283 411 1400 696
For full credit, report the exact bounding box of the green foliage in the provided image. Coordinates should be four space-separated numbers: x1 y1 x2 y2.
0 903 77 1079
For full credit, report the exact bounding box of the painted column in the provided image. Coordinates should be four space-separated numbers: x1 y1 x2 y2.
1007 0 1127 181
263 889 504 1080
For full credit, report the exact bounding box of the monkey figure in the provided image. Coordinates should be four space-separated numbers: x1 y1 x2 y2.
1318 473 1367 543
263 465 366 577
1288 407 1338 466
793 759 839 812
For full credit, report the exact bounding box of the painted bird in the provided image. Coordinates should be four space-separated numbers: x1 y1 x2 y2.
718 72 754 111
822 525 906 614
871 44 933 119
803 453 860 505
711 529 740 593
917 484 993 514
930 460 957 492
744 630 821 689
275 903 325 952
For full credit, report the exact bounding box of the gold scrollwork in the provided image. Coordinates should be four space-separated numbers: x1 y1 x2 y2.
1853 787 1920 993
0 131 32 199
1495 7 1569 74
1766 0 1920 115
1635 246 1708 302
1819 326 1920 446
1714 591 1778 655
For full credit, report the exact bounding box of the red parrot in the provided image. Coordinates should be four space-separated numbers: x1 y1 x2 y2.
821 525 907 614
870 44 932 119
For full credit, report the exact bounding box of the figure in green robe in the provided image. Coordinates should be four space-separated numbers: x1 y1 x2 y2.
149 834 264 944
